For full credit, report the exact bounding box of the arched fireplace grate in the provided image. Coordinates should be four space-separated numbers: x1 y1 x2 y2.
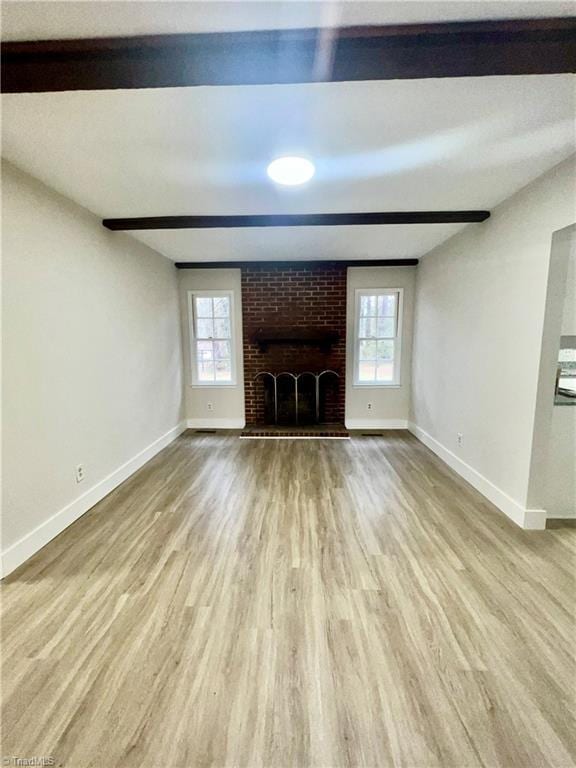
254 370 340 425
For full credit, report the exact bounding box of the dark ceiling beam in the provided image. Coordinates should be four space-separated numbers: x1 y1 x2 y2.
175 259 419 269
3 18 575 93
103 211 490 231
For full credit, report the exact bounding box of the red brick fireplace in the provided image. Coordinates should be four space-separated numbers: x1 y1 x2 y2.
241 263 347 426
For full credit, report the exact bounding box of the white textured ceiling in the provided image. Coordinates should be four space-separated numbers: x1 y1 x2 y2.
2 73 574 262
2 1 576 41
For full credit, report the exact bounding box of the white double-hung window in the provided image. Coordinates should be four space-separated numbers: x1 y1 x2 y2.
354 288 402 386
188 291 235 385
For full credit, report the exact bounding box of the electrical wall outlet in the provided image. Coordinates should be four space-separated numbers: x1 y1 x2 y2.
75 464 85 483
207 402 214 411
457 433 463 448
367 402 373 411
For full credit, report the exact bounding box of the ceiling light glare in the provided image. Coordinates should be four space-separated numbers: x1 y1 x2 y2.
267 156 315 186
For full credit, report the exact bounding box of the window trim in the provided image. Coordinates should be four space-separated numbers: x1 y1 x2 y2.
353 287 403 388
187 289 237 387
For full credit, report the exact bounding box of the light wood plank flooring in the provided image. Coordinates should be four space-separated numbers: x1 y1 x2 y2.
2 430 575 767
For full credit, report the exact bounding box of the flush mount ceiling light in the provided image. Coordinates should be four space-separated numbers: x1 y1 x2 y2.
267 156 315 186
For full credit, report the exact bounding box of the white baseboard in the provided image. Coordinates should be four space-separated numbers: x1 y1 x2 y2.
546 511 576 520
186 418 245 429
1 421 187 579
408 422 547 530
346 419 409 430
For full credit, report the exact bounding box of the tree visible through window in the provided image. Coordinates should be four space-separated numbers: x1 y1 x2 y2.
191 293 234 384
355 290 401 385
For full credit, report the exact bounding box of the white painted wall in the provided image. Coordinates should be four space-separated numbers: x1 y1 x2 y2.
178 268 245 428
2 161 184 576
410 156 576 528
528 226 576 518
543 238 576 518
346 266 416 429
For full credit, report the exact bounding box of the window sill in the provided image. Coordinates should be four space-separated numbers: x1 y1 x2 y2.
352 383 402 389
190 382 238 389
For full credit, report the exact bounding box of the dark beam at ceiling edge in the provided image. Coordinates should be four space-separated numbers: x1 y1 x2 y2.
3 18 575 93
103 211 491 230
175 259 419 269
